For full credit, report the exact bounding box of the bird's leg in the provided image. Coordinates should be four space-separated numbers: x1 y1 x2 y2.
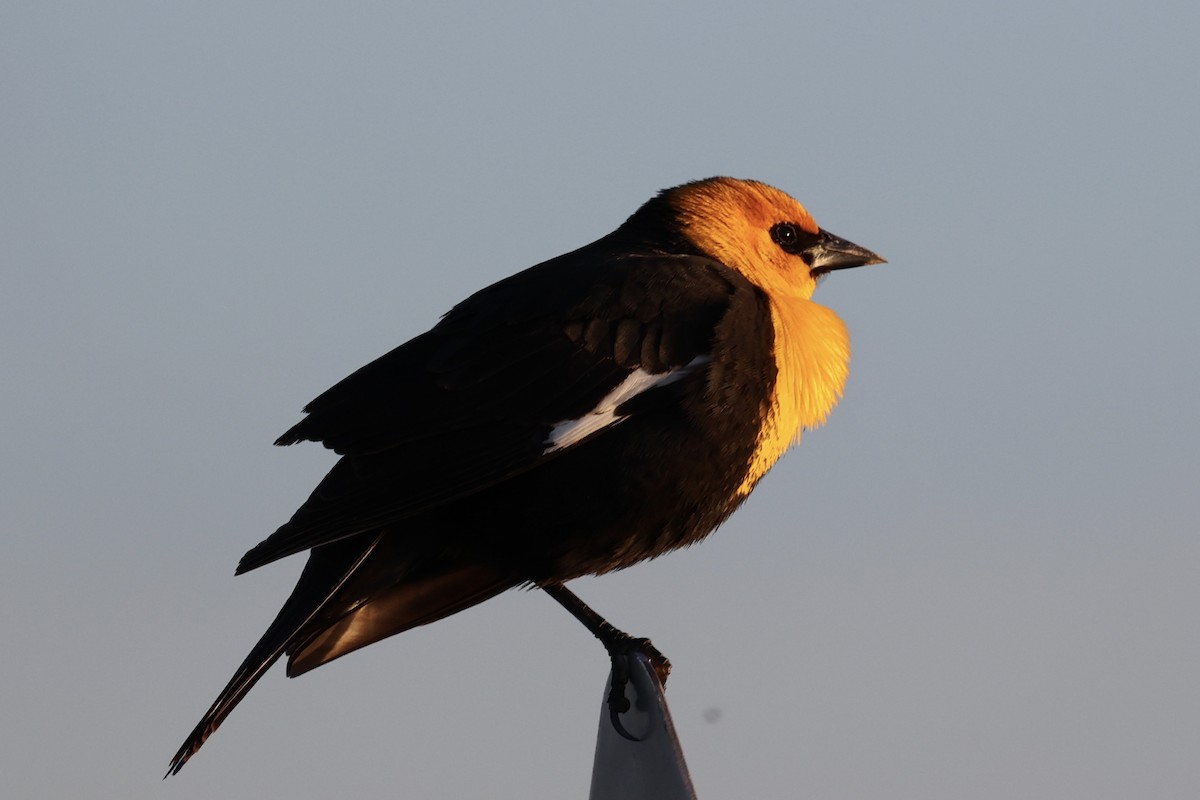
541 582 671 741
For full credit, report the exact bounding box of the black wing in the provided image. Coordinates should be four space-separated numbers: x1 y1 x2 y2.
236 253 748 573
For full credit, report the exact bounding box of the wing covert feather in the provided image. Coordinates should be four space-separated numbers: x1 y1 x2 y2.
239 254 750 573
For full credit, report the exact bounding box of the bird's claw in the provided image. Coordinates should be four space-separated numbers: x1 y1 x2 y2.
605 635 672 741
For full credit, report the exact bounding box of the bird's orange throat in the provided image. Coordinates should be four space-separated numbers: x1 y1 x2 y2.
738 297 850 495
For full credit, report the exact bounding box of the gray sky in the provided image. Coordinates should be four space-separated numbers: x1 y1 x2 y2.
3 2 1198 798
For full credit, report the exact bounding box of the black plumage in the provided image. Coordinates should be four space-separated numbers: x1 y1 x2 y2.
168 177 882 774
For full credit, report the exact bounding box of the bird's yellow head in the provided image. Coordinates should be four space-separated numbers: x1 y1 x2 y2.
666 177 883 300
658 177 884 493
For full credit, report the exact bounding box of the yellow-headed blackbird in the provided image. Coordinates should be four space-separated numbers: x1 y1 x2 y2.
168 177 883 773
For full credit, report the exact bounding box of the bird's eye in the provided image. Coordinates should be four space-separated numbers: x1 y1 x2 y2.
771 223 798 246
769 222 816 256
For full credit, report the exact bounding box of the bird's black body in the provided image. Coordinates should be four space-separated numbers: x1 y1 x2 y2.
170 198 778 772
169 177 882 774
243 242 777 577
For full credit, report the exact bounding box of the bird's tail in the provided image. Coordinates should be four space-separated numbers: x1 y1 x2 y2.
167 533 515 776
165 534 384 776
286 561 514 676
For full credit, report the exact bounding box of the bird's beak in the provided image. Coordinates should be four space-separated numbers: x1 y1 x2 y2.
805 230 886 275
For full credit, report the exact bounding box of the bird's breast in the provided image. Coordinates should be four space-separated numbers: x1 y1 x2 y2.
738 297 851 495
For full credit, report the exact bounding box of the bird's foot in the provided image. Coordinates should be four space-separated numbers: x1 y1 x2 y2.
603 631 671 741
538 582 672 741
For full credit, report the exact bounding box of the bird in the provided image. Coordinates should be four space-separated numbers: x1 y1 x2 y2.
167 176 883 774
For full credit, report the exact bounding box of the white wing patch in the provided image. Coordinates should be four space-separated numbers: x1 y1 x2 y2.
543 356 710 454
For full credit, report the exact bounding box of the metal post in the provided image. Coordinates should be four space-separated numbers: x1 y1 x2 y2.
589 652 698 800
